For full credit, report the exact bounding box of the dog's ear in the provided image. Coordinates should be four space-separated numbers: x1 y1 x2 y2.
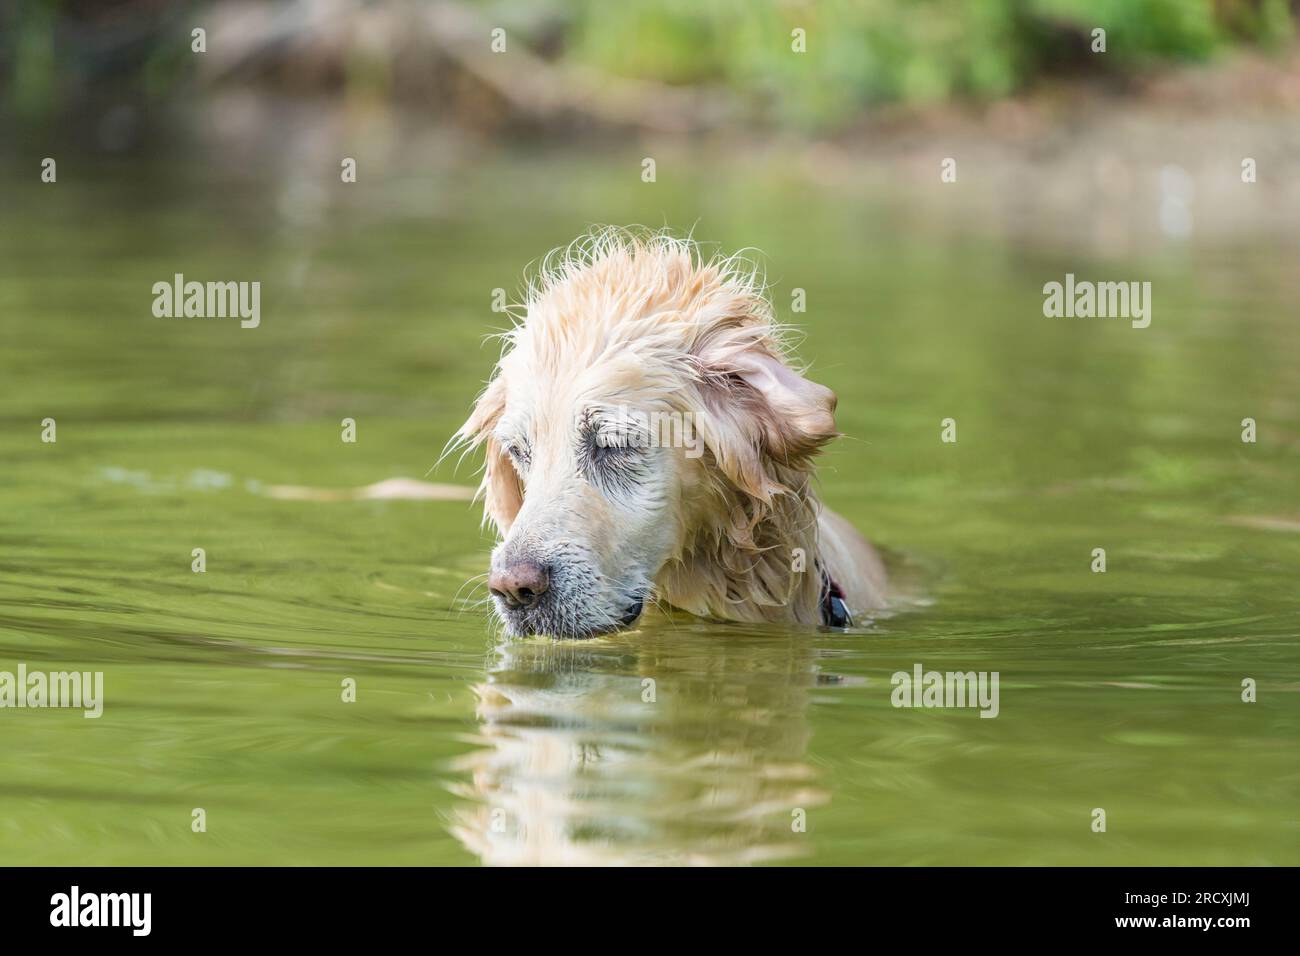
458 375 523 533
694 330 837 501
729 347 837 457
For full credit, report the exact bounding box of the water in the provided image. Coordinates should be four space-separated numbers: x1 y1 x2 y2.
1 150 1297 865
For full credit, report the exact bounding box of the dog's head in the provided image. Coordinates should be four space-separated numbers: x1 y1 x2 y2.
456 230 837 638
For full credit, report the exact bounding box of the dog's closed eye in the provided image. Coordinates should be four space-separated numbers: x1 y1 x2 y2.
591 438 640 464
501 438 531 473
579 420 647 494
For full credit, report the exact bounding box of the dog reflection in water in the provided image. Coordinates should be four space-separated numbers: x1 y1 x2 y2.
449 631 831 865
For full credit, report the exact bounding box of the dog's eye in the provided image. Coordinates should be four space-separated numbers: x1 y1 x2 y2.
502 440 530 470
592 440 637 464
580 429 646 494
592 426 650 459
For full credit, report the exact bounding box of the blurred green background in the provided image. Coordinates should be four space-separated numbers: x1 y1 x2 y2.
4 0 1298 131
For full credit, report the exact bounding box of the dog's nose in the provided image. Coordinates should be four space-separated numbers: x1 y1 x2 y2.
488 561 550 609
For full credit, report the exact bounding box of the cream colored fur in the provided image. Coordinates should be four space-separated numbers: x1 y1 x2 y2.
456 229 885 636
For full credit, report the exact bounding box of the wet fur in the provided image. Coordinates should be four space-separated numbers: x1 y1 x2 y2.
454 228 885 635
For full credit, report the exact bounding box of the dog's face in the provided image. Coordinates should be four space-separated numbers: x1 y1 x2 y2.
481 348 697 637
458 234 837 638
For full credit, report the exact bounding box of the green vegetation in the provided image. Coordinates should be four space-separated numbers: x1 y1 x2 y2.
560 0 1295 124
2 1 1294 132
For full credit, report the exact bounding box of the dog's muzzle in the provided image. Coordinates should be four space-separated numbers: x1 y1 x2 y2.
488 558 644 638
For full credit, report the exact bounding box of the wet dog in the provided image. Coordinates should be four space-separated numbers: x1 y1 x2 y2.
455 229 885 637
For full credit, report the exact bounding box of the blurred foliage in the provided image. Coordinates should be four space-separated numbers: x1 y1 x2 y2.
1 0 1295 133
1 0 198 123
556 0 1295 125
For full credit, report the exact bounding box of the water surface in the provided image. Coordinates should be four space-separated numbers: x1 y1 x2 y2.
1 151 1297 864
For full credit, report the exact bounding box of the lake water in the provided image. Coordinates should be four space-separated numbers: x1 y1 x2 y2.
1 150 1296 865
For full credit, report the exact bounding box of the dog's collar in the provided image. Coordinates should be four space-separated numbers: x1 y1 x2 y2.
819 566 852 628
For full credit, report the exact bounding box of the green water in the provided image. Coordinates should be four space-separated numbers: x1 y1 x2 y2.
1 152 1297 865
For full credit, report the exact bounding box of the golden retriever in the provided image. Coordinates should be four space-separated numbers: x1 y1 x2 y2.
455 229 885 637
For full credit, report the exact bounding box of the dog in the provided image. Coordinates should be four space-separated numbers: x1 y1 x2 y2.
455 229 886 638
